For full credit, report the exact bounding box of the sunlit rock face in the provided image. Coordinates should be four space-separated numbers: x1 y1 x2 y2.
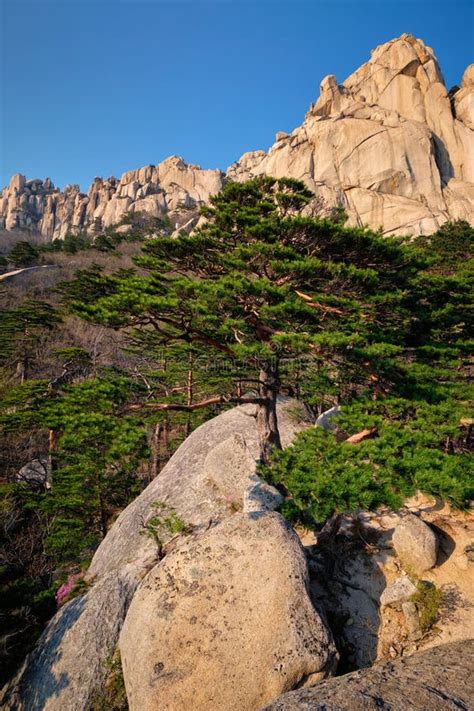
0 157 224 240
228 34 474 235
1 34 473 238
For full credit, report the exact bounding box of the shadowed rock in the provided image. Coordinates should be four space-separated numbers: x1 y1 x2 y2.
262 639 474 710
0 567 140 710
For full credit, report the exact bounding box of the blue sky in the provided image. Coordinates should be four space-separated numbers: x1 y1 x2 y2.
1 0 473 190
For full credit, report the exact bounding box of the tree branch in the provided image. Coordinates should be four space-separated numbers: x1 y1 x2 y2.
121 394 267 414
294 290 344 315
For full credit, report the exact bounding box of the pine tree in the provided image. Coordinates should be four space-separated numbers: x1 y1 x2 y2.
8 241 40 268
0 300 59 382
61 177 427 463
261 221 473 524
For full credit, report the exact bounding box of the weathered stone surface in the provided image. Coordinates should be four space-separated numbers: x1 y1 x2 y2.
262 639 474 710
380 575 417 608
88 398 306 579
402 600 422 640
2 401 304 710
455 64 474 130
120 512 336 711
228 34 474 235
392 513 438 574
198 433 283 512
243 478 283 513
0 565 142 711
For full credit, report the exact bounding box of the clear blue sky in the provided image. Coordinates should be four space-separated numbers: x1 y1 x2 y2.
1 0 473 191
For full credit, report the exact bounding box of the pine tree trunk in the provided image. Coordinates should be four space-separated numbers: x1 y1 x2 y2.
185 351 194 437
149 422 163 481
256 361 282 465
16 356 28 383
99 491 108 538
46 429 57 490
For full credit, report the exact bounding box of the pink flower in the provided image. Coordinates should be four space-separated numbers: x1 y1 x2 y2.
56 573 82 607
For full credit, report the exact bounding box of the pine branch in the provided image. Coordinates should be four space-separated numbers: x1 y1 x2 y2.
121 394 267 413
294 290 344 315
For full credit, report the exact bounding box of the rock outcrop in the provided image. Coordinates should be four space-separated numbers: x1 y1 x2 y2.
120 512 336 711
228 35 474 235
262 639 474 710
0 156 223 240
1 400 309 710
88 398 305 579
1 35 472 239
15 457 48 486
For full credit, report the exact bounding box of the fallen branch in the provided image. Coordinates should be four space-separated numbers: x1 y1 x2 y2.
345 427 378 445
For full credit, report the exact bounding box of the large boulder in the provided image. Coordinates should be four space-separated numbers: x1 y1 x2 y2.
120 512 336 711
392 513 438 575
88 398 306 579
2 401 306 710
262 639 474 710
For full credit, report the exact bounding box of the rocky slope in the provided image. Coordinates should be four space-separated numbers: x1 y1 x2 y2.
1 34 473 239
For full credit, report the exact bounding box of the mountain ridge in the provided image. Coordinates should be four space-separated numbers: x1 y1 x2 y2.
1 33 473 238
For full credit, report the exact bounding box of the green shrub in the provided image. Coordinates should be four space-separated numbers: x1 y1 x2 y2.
142 501 187 554
90 649 128 711
411 580 444 632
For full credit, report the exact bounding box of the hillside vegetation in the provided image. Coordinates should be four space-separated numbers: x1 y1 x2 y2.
0 179 472 685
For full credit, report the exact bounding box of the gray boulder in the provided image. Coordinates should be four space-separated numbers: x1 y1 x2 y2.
380 575 417 608
392 513 438 575
120 512 336 711
262 639 474 710
315 405 340 431
0 565 142 711
15 457 48 486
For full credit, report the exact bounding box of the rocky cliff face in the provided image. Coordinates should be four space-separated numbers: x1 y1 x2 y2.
0 157 224 240
1 34 473 238
228 34 474 235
